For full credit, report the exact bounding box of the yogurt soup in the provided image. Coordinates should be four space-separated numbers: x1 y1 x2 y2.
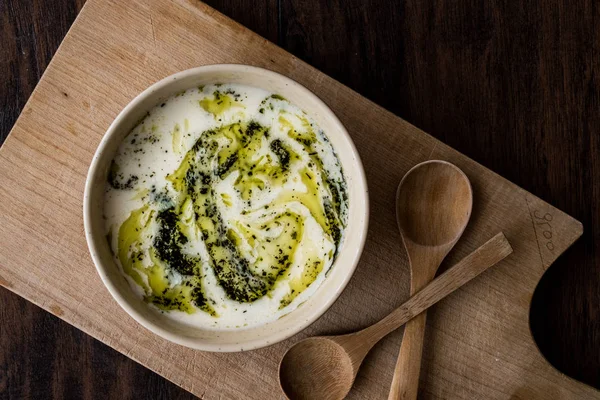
104 84 348 329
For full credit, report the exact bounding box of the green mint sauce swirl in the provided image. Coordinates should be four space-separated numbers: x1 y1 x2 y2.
112 93 347 316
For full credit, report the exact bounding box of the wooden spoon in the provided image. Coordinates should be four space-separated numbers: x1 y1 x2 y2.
279 232 512 400
389 160 473 400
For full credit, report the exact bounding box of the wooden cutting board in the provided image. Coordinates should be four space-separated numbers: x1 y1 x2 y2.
0 0 596 398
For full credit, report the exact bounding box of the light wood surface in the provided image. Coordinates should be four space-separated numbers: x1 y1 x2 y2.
0 0 595 398
280 233 512 400
390 160 473 400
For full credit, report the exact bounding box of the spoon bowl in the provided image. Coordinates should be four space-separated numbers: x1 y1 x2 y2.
279 337 355 400
396 160 473 247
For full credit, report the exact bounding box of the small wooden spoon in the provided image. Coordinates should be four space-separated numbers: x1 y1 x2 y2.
389 160 473 399
279 232 512 400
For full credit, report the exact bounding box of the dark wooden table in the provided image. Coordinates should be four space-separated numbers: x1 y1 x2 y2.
1 0 599 398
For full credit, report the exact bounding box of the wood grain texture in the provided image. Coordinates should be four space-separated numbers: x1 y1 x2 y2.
0 0 598 399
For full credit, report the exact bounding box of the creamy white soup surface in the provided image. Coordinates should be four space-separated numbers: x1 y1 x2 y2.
104 84 348 329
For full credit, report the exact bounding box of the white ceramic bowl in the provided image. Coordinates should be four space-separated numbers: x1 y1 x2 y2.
84 64 369 351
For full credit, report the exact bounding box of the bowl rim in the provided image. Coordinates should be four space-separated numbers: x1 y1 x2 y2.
83 64 369 351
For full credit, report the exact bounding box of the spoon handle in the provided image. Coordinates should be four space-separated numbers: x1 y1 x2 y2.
359 232 513 352
388 311 427 400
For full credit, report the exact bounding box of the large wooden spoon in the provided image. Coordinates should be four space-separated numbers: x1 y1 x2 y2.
389 160 473 400
279 232 512 400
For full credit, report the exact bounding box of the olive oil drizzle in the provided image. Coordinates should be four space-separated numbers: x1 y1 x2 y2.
113 94 348 315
